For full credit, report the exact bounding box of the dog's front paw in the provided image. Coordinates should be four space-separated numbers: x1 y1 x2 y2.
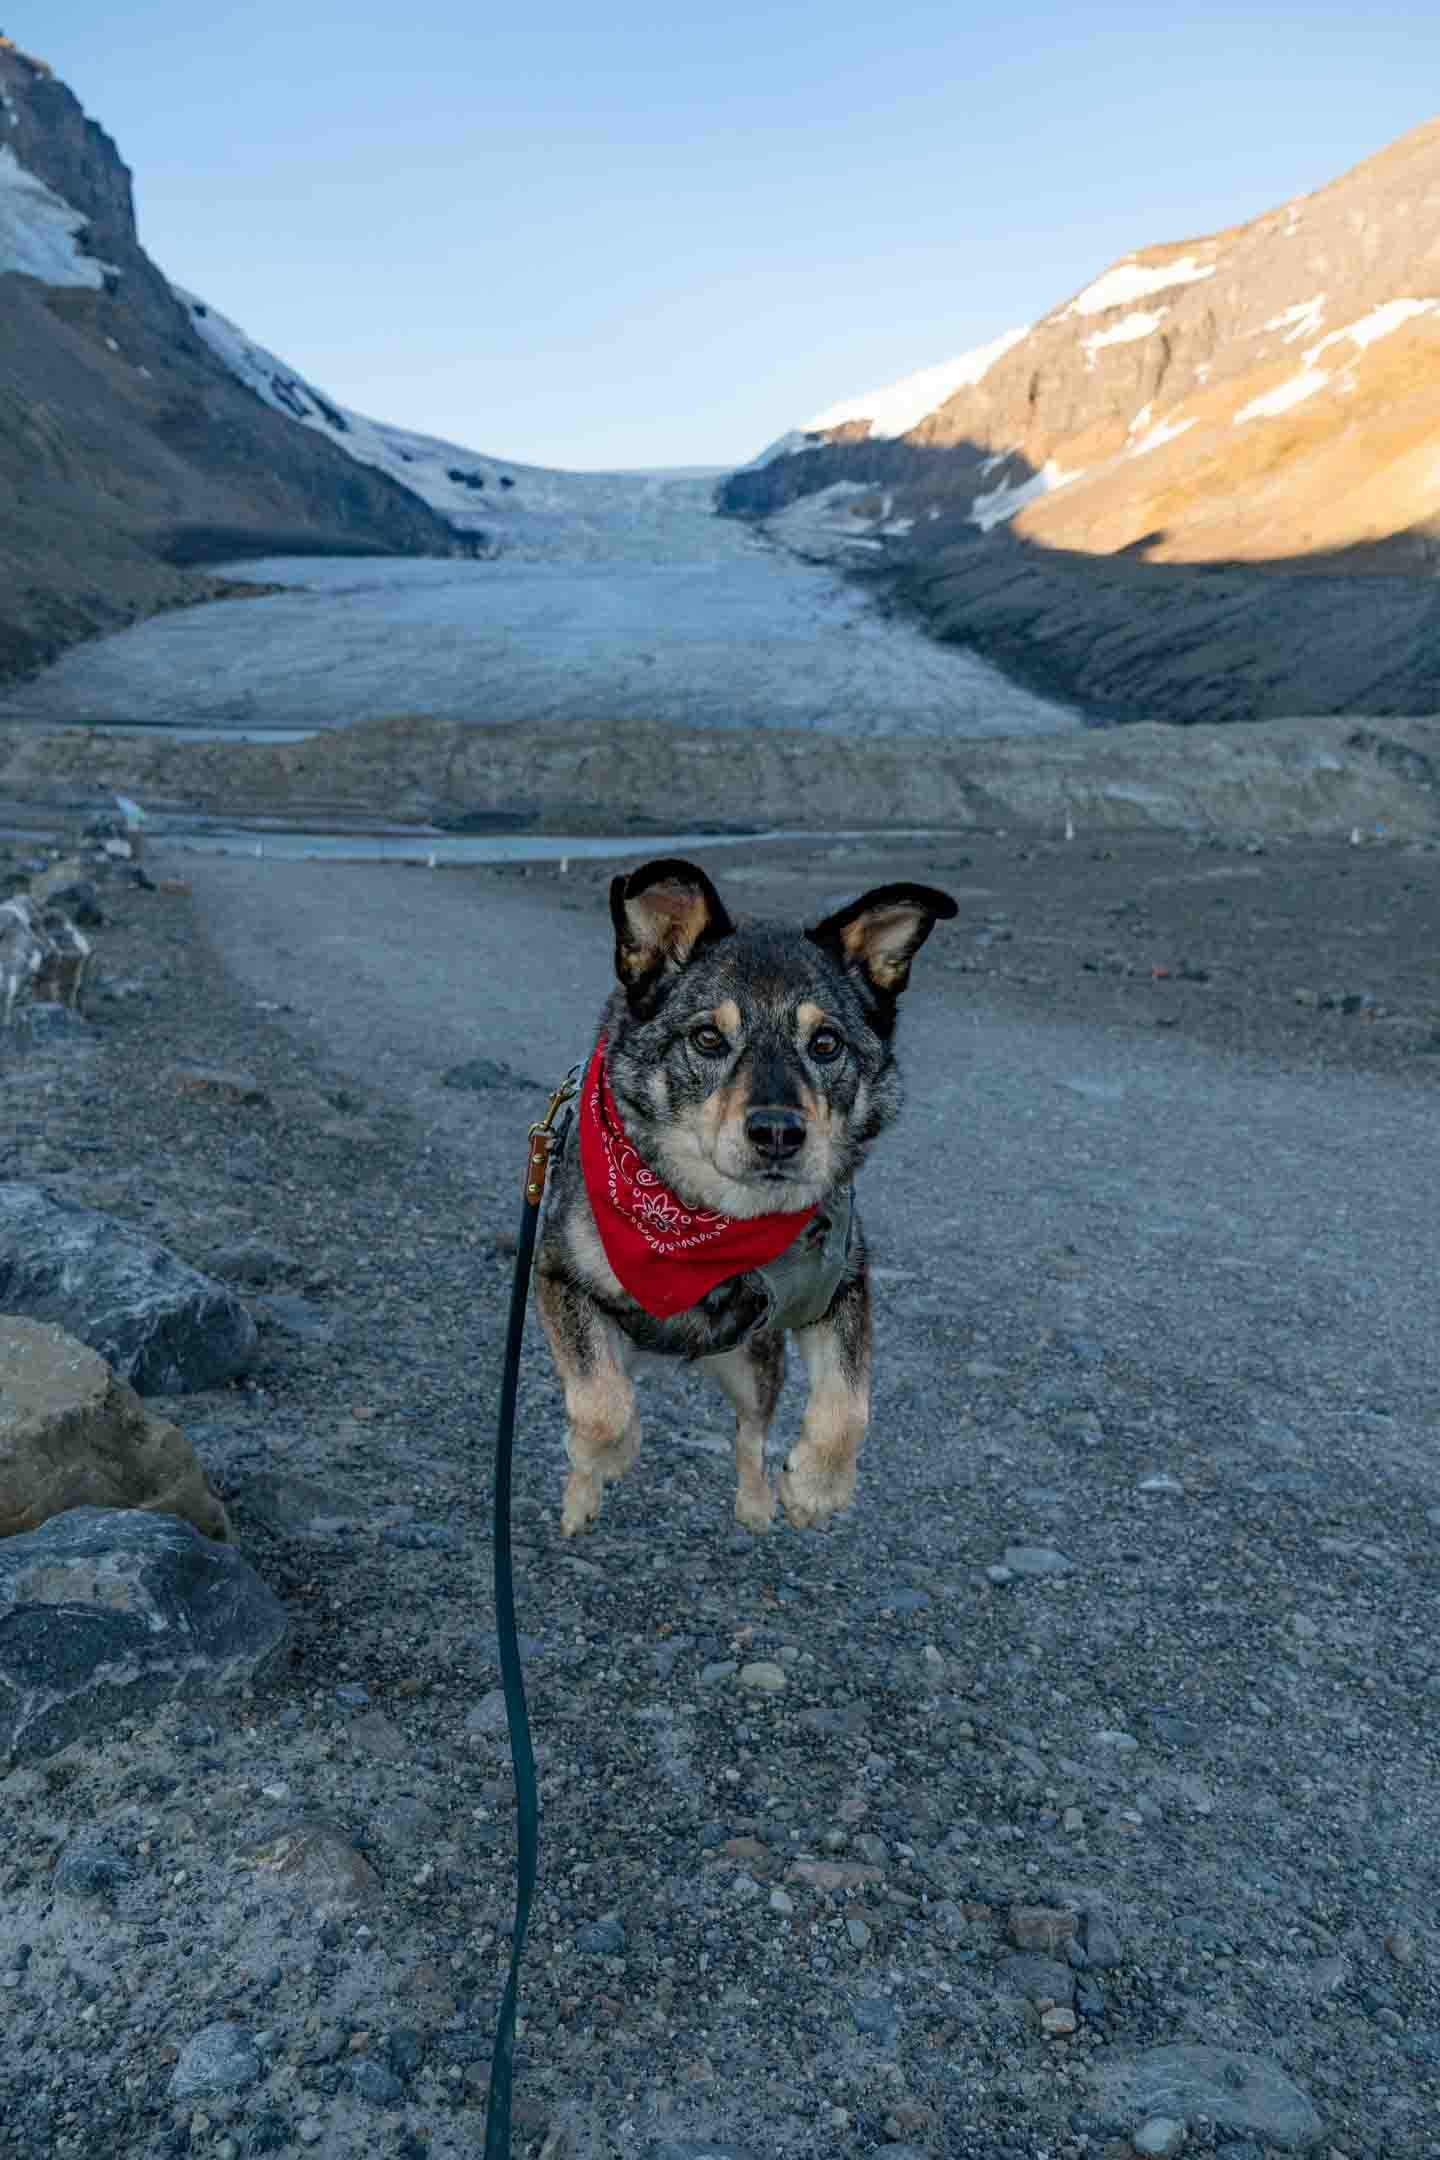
734 1478 775 1534
777 1452 855 1530
561 1471 603 1537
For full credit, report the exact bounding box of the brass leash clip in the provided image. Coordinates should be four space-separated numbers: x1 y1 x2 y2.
524 1070 580 1208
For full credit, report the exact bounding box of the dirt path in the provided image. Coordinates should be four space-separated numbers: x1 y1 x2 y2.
4 830 1438 2160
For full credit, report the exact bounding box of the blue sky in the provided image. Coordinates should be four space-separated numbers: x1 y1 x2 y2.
32 3 1437 469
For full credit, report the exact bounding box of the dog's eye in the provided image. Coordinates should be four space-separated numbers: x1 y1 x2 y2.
690 1024 730 1058
809 1028 844 1061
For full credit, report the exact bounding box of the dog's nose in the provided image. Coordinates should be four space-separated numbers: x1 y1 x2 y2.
745 1106 807 1159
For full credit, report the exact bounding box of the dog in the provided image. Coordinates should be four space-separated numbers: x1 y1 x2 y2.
535 857 955 1536
0 895 92 1027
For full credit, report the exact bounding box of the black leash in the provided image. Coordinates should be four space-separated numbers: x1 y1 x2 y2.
484 1075 577 2159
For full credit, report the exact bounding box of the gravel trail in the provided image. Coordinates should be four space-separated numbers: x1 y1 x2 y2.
3 831 1437 2160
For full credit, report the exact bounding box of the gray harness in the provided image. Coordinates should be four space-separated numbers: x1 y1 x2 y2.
752 1184 854 1333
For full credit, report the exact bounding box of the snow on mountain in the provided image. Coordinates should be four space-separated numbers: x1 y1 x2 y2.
723 116 1440 574
1060 254 1216 317
801 325 1028 439
0 140 117 287
173 287 515 533
173 286 723 538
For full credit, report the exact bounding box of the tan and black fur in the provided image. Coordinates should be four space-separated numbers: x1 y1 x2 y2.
535 859 955 1536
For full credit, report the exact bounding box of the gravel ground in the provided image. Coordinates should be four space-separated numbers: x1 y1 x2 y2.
2 826 1439 2160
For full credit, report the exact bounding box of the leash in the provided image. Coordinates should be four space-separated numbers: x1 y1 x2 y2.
484 1071 577 2159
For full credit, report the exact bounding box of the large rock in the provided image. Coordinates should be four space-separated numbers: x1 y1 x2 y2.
0 1316 230 1541
0 1184 257 1394
0 1506 287 1763
1091 2044 1325 2151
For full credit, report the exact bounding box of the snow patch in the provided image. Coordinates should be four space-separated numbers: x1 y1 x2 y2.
1082 310 1165 366
1127 401 1154 436
969 460 1082 533
1265 295 1325 342
1067 255 1215 317
1237 299 1440 426
1304 297 1438 365
175 282 689 537
738 429 823 470
803 325 1028 439
1127 414 1197 458
1234 370 1329 423
0 142 118 288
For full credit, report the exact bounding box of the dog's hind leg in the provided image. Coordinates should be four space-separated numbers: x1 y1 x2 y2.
778 1269 872 1530
700 1327 785 1533
535 1272 641 1536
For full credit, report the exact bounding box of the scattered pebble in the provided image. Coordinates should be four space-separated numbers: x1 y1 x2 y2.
1133 2118 1187 2156
737 1660 786 1692
575 1917 625 1955
1002 1545 1073 1576
168 2023 261 2098
1009 1905 1079 1953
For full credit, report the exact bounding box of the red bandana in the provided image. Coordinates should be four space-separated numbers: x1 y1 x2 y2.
577 1039 816 1319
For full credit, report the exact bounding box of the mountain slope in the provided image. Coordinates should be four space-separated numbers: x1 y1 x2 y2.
725 117 1440 576
718 118 1440 725
0 38 477 686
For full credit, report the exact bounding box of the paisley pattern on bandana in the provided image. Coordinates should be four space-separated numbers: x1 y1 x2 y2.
578 1038 816 1318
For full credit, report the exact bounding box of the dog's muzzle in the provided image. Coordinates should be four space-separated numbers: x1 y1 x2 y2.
745 1105 807 1160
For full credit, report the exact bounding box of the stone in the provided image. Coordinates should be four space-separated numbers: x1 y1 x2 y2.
1133 2121 1186 2157
0 1186 257 1395
350 2058 404 2105
1000 1954 1076 2006
0 1318 230 1542
575 1917 625 1954
1009 1904 1079 1953
236 1821 381 1913
1091 2045 1324 2150
169 2023 262 2098
737 1660 786 1692
1083 1915 1125 1967
851 1995 900 2044
1002 1545 1073 1575
1041 2005 1078 2035
0 1507 285 1763
241 1472 363 1538
786 1860 884 1892
465 1689 510 1736
28 859 103 922
54 1838 133 1897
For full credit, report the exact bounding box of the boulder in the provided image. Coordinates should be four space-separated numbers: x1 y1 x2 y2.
0 1506 287 1763
0 1184 257 1393
0 1316 230 1541
1091 2044 1325 2151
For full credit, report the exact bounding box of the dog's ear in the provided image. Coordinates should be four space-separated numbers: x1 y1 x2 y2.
610 858 734 1002
807 882 957 1001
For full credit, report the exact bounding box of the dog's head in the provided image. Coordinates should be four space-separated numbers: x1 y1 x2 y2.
601 858 956 1218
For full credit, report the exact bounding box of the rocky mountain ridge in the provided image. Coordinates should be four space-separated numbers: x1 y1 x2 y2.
720 118 1440 724
727 117 1440 570
0 37 477 685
